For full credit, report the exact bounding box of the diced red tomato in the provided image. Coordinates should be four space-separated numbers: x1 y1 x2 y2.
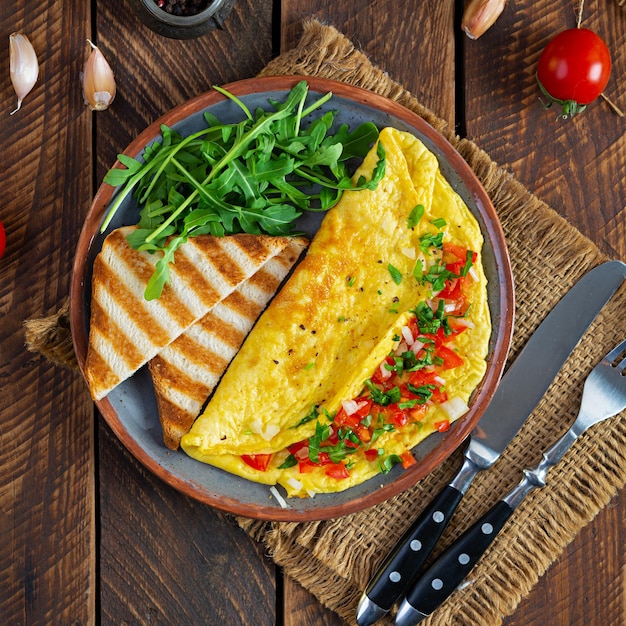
298 461 316 473
434 419 451 433
241 454 272 472
438 277 462 300
431 388 448 404
416 331 443 349
442 242 468 264
386 404 409 427
445 317 469 340
355 425 372 443
400 451 417 469
335 398 372 430
325 464 350 479
370 357 395 385
408 369 440 388
436 345 464 370
365 449 380 462
443 242 477 266
336 410 361 430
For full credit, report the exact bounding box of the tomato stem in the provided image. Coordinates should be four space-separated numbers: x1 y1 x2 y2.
536 75 586 119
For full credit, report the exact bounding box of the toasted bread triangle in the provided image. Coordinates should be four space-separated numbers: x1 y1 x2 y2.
84 226 307 401
148 243 305 449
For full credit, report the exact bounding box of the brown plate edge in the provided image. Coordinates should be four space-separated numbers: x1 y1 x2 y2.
69 75 515 522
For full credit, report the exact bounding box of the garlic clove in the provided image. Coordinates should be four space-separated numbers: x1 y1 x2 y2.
82 40 116 111
461 0 507 40
9 33 39 115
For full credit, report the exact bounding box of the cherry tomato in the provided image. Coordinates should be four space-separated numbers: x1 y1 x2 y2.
537 28 611 118
0 220 5 258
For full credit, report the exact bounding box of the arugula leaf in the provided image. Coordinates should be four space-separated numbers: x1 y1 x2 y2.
101 80 387 298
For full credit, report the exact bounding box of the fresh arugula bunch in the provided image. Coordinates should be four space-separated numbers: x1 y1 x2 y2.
100 80 386 300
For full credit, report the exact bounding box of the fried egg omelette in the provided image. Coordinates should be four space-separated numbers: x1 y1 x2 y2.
180 127 491 498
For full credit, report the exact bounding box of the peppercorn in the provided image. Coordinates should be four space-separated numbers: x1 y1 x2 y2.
153 0 211 16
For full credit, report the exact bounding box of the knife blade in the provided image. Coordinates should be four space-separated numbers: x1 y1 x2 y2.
356 260 626 626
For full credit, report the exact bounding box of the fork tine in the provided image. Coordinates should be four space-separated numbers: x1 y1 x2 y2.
604 339 626 366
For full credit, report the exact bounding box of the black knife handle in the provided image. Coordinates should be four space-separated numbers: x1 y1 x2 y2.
363 485 464 613
396 500 514 624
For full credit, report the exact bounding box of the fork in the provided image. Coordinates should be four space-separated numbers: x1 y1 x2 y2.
395 339 626 626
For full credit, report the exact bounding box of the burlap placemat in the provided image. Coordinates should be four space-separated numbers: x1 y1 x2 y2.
24 19 626 626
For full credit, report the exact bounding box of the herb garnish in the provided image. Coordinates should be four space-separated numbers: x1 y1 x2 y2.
387 263 403 285
407 204 424 229
101 80 386 299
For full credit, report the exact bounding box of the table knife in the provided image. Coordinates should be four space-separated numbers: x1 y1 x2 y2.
356 260 626 626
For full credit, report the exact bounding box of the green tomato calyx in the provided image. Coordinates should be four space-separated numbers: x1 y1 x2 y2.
536 75 587 119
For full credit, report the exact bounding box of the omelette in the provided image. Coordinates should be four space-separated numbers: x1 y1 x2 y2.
180 127 491 498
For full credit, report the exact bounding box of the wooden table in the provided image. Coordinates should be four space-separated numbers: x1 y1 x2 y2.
2 1 625 624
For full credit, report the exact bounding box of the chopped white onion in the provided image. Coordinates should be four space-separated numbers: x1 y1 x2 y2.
444 302 458 314
294 446 309 461
269 486 289 508
454 317 475 329
395 341 408 356
249 419 264 435
342 399 368 416
379 361 392 380
401 247 416 259
469 266 479 282
286 477 303 491
262 423 280 441
440 396 470 421
411 340 425 355
401 326 415 346
434 375 447 385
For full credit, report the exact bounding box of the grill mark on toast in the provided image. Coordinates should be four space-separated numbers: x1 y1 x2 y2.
106 229 197 331
170 241 233 307
147 238 309 449
86 297 145 398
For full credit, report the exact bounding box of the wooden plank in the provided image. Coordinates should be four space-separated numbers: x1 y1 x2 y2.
464 2 626 625
283 576 344 626
280 1 456 125
94 0 279 623
95 0 277 180
0 2 95 624
98 424 276 624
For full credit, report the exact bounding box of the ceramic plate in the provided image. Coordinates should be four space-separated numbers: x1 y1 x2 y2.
70 76 514 521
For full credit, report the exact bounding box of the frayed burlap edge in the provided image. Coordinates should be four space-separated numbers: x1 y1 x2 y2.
23 298 77 369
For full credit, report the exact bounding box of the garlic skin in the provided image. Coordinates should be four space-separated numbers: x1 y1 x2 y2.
82 40 116 111
462 0 507 40
9 33 39 115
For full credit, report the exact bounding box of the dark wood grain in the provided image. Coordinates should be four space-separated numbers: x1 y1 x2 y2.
280 1 456 126
98 423 276 625
3 1 625 625
0 2 96 624
96 0 275 182
284 576 344 626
